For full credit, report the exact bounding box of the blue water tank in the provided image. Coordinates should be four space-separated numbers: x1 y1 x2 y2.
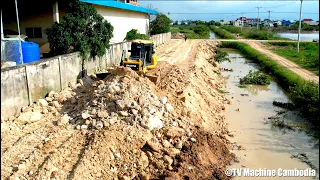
21 42 40 64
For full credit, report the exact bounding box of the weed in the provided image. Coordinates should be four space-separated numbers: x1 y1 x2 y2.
217 89 229 94
239 70 271 85
273 101 296 110
237 85 248 88
214 49 231 63
270 118 296 131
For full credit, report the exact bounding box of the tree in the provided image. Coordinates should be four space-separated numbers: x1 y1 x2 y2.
124 29 150 41
150 14 172 35
173 20 178 25
45 0 113 59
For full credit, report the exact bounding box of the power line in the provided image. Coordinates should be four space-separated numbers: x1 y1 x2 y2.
168 12 318 15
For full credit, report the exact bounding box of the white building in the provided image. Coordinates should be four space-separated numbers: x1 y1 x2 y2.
2 0 157 55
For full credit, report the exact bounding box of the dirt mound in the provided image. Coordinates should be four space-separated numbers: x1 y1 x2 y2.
1 40 235 180
171 33 185 39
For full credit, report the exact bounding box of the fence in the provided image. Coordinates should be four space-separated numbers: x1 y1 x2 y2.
1 32 171 120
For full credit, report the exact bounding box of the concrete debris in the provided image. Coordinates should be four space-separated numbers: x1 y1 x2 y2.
17 112 43 124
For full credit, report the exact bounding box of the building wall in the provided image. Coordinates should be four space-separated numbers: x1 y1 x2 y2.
1 32 171 120
4 11 66 47
93 5 149 44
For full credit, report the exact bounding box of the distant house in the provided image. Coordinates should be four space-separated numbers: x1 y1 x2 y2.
302 18 313 25
234 17 246 26
2 0 157 55
246 18 260 26
220 20 232 25
273 20 282 26
282 20 292 26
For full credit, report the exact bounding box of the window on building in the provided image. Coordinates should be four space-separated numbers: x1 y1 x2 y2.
25 27 42 38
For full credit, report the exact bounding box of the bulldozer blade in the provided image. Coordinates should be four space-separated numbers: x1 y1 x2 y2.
145 75 159 84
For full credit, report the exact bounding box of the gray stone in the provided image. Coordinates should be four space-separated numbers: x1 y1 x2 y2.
17 112 43 124
163 155 173 166
160 96 168 104
164 127 185 138
81 112 91 119
165 103 174 112
141 115 163 130
138 152 149 169
115 100 126 110
131 109 138 115
96 121 103 129
81 125 88 129
165 148 180 157
119 111 129 117
175 141 183 149
70 97 77 104
38 99 48 107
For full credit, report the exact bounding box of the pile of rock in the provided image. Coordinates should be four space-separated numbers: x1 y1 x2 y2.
171 33 185 39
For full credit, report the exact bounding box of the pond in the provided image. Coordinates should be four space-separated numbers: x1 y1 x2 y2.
278 32 319 41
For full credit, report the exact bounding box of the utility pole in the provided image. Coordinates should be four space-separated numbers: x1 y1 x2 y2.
256 7 262 30
297 0 303 52
267 11 271 39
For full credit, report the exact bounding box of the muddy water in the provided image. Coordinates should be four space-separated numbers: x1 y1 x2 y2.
219 48 319 179
210 31 220 39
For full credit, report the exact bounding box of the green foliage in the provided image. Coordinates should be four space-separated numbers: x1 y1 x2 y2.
45 0 113 59
220 26 242 34
209 26 236 39
214 49 230 63
265 42 319 75
150 14 172 35
239 70 271 85
219 41 319 123
124 29 150 41
272 101 296 110
279 22 319 31
170 24 210 39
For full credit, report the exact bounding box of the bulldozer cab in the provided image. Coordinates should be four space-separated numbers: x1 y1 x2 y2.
129 40 154 65
121 39 158 73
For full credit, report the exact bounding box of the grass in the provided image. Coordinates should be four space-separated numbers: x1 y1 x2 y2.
272 101 296 110
220 26 289 40
219 41 319 125
264 42 319 75
237 85 248 88
217 89 229 94
240 70 271 85
214 49 231 63
170 25 210 39
209 26 236 39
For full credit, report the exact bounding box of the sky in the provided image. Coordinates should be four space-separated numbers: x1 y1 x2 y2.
140 1 319 22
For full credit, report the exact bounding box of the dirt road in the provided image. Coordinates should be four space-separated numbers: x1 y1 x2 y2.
2 39 235 180
245 41 319 83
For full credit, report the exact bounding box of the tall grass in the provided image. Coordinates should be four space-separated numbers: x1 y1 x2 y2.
209 26 236 39
220 41 319 124
220 26 288 40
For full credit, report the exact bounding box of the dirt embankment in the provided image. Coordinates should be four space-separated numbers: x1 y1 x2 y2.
1 40 235 180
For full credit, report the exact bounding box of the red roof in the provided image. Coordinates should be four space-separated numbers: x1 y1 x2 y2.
303 19 313 21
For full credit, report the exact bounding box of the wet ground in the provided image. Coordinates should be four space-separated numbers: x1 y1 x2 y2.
219 48 319 179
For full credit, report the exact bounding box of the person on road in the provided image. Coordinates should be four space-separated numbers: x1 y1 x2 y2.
184 36 187 42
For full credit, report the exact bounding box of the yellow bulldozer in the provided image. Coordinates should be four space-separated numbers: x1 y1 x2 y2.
120 39 158 73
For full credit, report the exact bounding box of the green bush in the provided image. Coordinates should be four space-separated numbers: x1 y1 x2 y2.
209 26 236 39
220 41 319 123
45 0 113 59
124 29 150 41
150 14 171 35
214 49 230 63
239 70 271 85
